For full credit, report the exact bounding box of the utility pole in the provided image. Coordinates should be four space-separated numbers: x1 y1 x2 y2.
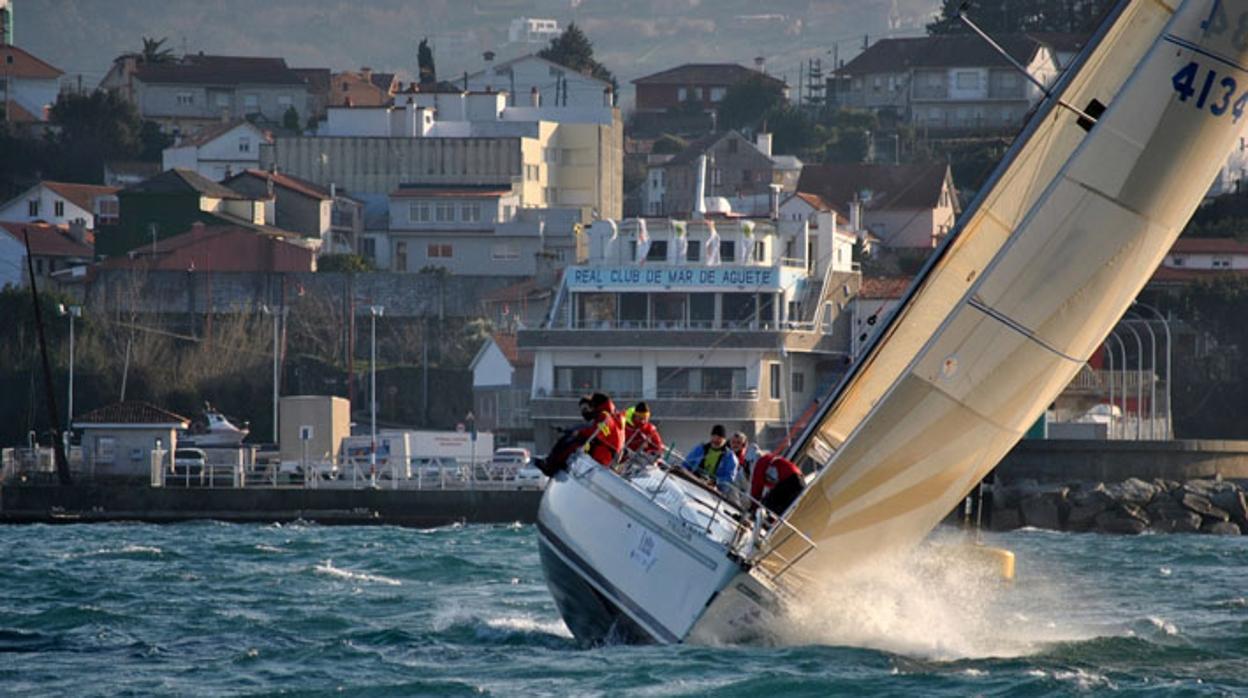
369 305 384 486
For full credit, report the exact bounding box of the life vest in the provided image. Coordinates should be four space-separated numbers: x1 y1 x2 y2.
581 400 623 466
697 443 726 480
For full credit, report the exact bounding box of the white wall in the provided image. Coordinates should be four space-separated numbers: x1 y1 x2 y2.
0 231 25 288
467 56 610 110
473 341 514 387
0 185 96 227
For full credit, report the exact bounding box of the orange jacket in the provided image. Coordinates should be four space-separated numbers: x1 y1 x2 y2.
576 398 624 466
622 411 665 455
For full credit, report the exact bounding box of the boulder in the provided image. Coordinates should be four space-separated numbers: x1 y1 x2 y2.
1182 479 1229 498
1020 490 1065 530
1152 478 1181 494
1179 492 1230 522
991 507 1022 531
1068 485 1114 530
1201 521 1242 536
1094 503 1149 535
1210 489 1248 529
1104 478 1160 506
1147 497 1204 534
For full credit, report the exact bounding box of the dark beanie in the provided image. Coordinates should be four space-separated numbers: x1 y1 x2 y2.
710 424 726 438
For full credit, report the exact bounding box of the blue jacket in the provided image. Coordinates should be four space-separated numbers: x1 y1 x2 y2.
682 443 739 493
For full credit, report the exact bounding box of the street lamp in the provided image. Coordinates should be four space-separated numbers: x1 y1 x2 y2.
369 305 384 485
260 304 286 444
1123 314 1158 439
1132 300 1173 439
57 304 82 427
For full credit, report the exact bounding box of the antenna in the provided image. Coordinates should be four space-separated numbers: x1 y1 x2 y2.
957 6 1099 126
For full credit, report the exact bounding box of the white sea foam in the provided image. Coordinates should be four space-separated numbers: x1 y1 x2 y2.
254 544 284 554
1158 566 1172 577
769 532 1098 661
1053 668 1116 690
314 560 401 586
1145 616 1178 636
483 615 573 638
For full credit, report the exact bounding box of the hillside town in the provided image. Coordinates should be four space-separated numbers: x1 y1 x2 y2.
4 0 1248 481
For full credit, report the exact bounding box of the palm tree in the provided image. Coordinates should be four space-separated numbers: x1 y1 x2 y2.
139 37 175 64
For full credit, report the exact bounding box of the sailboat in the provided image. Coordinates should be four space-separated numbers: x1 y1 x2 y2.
536 0 1248 645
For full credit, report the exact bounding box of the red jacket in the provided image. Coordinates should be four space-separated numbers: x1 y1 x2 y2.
750 453 801 502
576 398 624 466
623 416 664 455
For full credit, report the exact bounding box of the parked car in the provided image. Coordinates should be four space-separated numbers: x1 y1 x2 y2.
171 448 206 476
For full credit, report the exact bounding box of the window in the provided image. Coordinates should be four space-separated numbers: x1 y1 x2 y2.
619 293 647 326
359 237 376 259
1212 256 1232 268
277 95 292 107
461 203 481 222
176 92 194 106
543 147 560 164
710 87 726 102
651 293 686 327
712 168 722 186
686 241 701 262
555 366 642 396
27 200 38 216
689 293 714 328
428 243 453 258
727 139 738 154
96 436 116 464
244 94 259 111
955 71 979 89
646 240 668 262
722 292 756 328
1171 256 1185 266
720 240 736 263
394 241 408 271
741 168 751 183
409 203 431 223
238 137 251 153
792 372 805 394
435 202 456 222
491 243 519 261
544 186 558 202
678 87 688 101
754 240 766 262
214 92 230 107
702 367 746 396
54 200 64 217
576 293 617 327
97 197 119 224
769 363 782 400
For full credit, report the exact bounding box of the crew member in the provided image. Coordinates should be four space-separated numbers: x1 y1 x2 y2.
622 401 665 456
750 453 805 515
576 392 624 467
682 424 739 494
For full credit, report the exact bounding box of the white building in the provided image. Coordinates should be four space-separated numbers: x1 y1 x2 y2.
519 215 860 453
0 181 120 229
464 54 612 109
0 43 62 123
162 120 271 181
508 18 561 45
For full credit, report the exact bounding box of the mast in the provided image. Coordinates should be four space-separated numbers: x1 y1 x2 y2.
764 0 1248 576
22 229 72 485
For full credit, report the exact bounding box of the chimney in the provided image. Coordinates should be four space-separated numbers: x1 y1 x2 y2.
849 194 862 232
768 183 782 221
330 182 337 199
603 86 613 107
756 132 773 157
68 219 88 245
693 154 708 220
361 66 373 81
530 85 541 107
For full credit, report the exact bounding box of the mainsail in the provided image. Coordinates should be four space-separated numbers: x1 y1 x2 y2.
767 0 1247 575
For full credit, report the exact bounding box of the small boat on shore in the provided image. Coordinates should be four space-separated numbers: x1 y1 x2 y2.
180 405 250 447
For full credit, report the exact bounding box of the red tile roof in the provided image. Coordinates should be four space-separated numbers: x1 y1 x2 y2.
838 34 1045 75
859 275 913 300
1169 237 1248 254
0 221 93 258
798 163 953 211
1150 266 1247 283
633 63 786 88
75 401 189 426
228 168 331 201
98 223 315 273
3 99 40 122
42 181 120 213
0 45 64 79
490 333 534 367
179 119 271 147
134 54 305 86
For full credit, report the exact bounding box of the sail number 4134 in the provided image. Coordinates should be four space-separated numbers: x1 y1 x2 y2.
1172 61 1248 120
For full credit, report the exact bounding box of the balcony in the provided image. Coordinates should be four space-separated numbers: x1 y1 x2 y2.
528 393 782 422
519 326 846 354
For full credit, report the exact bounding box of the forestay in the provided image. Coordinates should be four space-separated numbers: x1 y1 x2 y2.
766 0 1248 575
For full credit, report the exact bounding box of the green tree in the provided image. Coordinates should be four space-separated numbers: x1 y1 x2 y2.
138 119 173 161
417 38 436 87
821 128 870 164
764 105 820 157
49 90 144 183
139 36 175 63
282 106 301 134
317 254 374 273
651 134 688 155
538 23 618 101
716 75 786 131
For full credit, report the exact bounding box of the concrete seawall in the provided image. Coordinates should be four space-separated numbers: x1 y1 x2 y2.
0 483 543 527
996 439 1248 485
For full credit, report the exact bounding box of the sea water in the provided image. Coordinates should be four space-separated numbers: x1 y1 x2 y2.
0 522 1244 696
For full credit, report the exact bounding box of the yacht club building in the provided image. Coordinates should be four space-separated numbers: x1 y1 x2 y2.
518 214 859 454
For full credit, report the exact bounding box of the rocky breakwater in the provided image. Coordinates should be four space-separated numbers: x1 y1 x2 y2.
994 477 1248 535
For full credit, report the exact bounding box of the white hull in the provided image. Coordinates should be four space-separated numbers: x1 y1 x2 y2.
537 454 780 644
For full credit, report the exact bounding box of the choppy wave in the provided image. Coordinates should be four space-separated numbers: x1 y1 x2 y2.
0 523 1244 695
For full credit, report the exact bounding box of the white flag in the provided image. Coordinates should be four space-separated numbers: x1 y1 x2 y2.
635 218 651 263
704 220 721 266
672 220 688 262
